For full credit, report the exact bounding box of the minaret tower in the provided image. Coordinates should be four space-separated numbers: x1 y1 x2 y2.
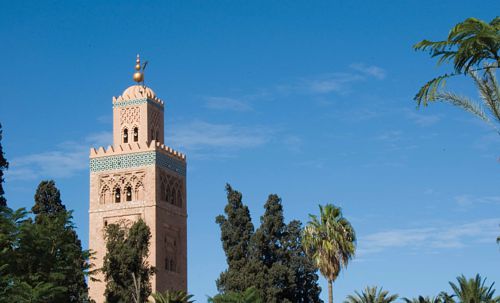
89 56 187 302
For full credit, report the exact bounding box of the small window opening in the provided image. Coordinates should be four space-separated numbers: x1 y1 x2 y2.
104 220 108 226
126 187 132 202
133 127 138 142
123 129 129 143
115 188 121 203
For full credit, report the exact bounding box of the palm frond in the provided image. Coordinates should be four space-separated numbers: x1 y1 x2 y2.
433 91 496 127
414 74 454 106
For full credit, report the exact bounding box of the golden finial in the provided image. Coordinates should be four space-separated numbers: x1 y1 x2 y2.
133 54 144 83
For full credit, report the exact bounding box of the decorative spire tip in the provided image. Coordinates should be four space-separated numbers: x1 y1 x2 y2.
133 54 144 83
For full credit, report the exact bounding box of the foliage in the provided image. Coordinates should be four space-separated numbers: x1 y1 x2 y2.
215 184 256 293
345 286 398 303
414 17 500 106
303 204 356 303
215 185 322 303
208 287 262 303
445 274 499 303
402 293 452 303
281 219 322 302
102 218 155 303
0 200 90 302
150 290 194 303
0 123 8 207
251 194 321 302
32 180 66 218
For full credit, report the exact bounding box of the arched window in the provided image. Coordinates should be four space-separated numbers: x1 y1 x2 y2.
161 183 166 201
165 257 170 271
123 128 129 144
126 186 132 202
177 189 182 207
170 259 175 272
115 188 121 203
169 188 175 204
133 127 139 142
100 186 110 204
150 129 154 141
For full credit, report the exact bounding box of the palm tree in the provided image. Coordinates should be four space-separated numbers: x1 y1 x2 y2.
445 274 499 303
425 65 500 133
208 287 262 303
403 293 453 303
302 204 356 303
414 17 500 107
150 290 194 303
345 286 398 303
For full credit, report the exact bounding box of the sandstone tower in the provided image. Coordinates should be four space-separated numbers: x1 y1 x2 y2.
88 55 187 302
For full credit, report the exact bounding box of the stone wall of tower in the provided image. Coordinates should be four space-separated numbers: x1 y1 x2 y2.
112 86 165 147
89 85 186 303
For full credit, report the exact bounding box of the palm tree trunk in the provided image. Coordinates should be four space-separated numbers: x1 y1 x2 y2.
328 279 333 303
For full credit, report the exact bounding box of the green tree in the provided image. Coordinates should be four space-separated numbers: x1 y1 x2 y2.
21 180 88 302
345 287 398 303
444 274 499 303
15 209 89 302
403 294 451 303
303 204 356 303
414 17 500 133
215 186 322 302
252 194 321 303
208 287 262 303
215 184 255 293
282 220 322 303
150 290 194 303
0 123 9 207
251 194 290 303
32 180 66 218
103 219 155 303
0 207 28 302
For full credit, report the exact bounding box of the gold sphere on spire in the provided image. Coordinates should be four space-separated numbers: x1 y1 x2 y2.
133 54 144 83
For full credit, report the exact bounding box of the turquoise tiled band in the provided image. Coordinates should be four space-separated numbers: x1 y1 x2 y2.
113 98 164 110
90 151 185 176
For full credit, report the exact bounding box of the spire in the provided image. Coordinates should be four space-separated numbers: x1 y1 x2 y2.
133 54 144 83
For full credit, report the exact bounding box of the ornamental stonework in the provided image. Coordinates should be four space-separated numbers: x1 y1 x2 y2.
98 170 146 204
120 106 140 125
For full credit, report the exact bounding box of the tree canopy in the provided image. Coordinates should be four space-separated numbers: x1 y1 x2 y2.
102 218 155 303
0 123 8 207
215 184 322 303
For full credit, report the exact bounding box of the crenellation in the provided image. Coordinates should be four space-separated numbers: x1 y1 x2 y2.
90 140 185 162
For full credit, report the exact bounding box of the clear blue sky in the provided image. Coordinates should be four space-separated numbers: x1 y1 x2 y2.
1 1 500 301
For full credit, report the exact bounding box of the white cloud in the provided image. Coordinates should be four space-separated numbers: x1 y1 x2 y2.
305 73 364 94
276 63 386 95
357 218 500 256
405 110 441 127
350 63 387 80
172 121 273 152
455 194 500 208
204 97 253 112
6 131 112 181
374 130 403 142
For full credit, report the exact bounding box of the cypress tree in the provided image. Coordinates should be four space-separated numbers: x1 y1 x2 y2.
32 180 66 218
252 194 292 303
0 124 9 207
215 184 255 293
282 220 322 303
215 186 322 302
103 219 155 303
253 195 321 303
